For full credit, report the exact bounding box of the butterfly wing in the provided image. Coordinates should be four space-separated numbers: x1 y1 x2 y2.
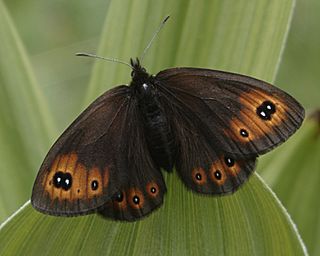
31 86 166 219
155 67 303 194
156 85 256 194
156 68 305 157
98 101 166 221
175 120 257 195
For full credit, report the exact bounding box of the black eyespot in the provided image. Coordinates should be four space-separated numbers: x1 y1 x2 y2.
256 101 276 120
195 173 202 180
53 171 64 188
225 157 235 167
150 187 157 194
61 172 72 191
91 180 99 191
53 171 72 190
240 129 249 137
214 170 222 180
114 192 124 202
133 196 140 205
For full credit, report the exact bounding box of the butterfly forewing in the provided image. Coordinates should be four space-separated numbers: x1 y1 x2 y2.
32 86 130 215
156 68 305 157
31 86 132 215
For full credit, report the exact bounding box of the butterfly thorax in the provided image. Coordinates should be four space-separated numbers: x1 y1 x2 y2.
130 58 176 172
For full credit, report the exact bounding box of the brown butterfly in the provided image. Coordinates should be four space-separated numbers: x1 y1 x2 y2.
31 18 304 221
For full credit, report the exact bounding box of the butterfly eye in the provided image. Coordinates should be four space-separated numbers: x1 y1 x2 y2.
256 100 276 120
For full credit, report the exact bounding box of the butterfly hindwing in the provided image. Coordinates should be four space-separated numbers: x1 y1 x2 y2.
99 101 166 221
99 173 165 221
176 111 257 194
158 89 256 194
98 168 165 221
156 68 305 157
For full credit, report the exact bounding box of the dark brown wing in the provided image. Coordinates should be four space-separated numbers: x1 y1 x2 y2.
157 84 256 194
31 86 166 219
155 67 303 194
98 100 166 221
156 68 305 157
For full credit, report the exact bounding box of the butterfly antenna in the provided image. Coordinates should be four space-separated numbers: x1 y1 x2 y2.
75 52 133 69
140 15 170 62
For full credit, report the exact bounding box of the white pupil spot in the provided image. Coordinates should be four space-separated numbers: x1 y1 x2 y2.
266 105 272 110
57 177 61 182
65 179 70 185
142 83 148 90
260 111 266 117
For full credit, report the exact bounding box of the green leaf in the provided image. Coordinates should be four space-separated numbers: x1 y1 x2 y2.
258 113 320 255
0 0 55 222
0 0 307 255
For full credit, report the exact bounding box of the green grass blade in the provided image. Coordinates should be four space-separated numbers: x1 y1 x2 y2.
0 0 307 255
0 1 55 222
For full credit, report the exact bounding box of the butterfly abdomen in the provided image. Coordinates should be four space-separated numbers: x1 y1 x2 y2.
134 81 176 172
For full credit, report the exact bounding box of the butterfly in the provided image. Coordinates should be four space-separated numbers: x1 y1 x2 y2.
31 18 305 222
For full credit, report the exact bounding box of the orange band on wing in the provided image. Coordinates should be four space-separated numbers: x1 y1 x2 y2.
43 153 109 202
224 89 288 142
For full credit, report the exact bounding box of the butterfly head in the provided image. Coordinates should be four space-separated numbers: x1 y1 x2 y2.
130 58 149 80
130 58 155 97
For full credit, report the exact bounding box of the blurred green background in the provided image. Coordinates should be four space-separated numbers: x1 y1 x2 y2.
0 0 319 255
4 0 109 128
4 0 319 126
5 0 318 125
